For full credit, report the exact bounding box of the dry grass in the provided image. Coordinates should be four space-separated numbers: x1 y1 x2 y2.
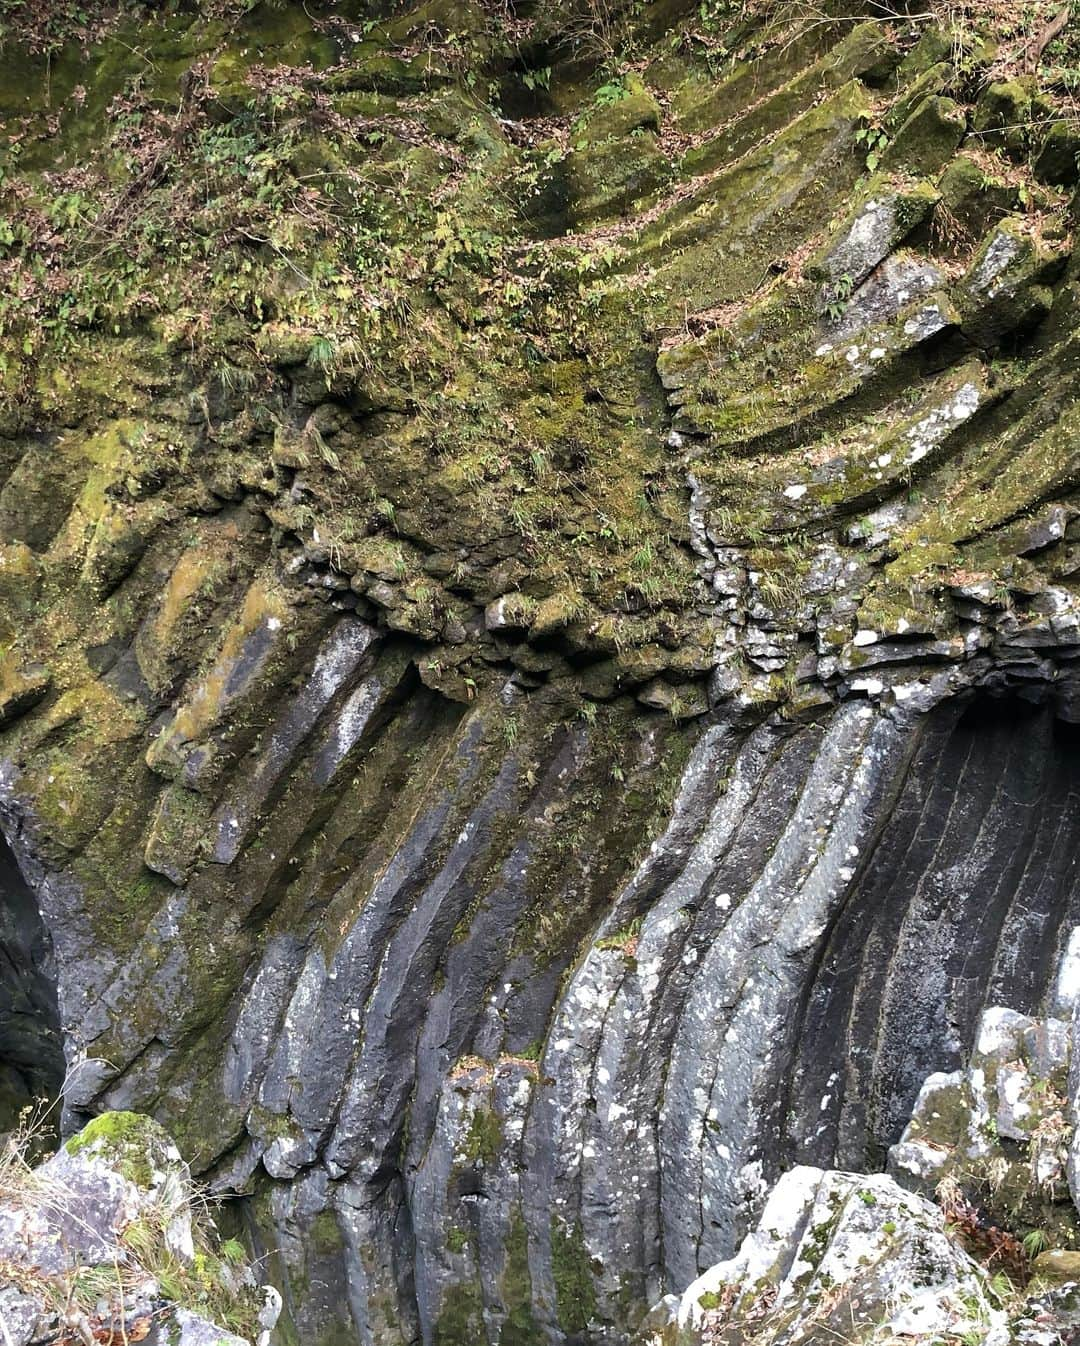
0 1099 263 1346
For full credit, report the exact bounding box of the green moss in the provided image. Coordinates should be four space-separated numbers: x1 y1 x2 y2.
65 1110 162 1187
551 1218 597 1337
309 1209 344 1258
882 96 966 175
500 1211 541 1345
143 784 214 885
463 1103 502 1165
577 77 661 145
973 79 1034 156
433 1277 485 1346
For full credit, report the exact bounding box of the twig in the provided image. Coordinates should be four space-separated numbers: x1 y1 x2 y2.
1024 3 1070 73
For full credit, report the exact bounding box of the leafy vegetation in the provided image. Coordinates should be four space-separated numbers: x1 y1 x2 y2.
0 0 1077 724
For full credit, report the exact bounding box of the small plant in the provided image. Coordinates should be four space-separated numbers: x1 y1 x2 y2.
521 65 551 92
854 118 889 171
824 272 855 323
596 915 643 953
578 699 598 724
592 77 631 108
1022 1227 1049 1259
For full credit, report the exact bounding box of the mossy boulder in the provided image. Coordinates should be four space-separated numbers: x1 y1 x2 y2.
1033 1249 1080 1283
973 78 1034 156
1035 119 1080 187
807 180 940 293
881 95 967 175
885 60 954 133
143 785 214 885
957 216 1064 345
568 132 669 225
938 152 1022 241
577 77 661 145
6 1111 281 1345
64 1109 174 1187
667 1168 1009 1345
896 27 955 81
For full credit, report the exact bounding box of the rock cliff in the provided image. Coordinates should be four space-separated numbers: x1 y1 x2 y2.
656 936 1080 1343
2 0 1080 1341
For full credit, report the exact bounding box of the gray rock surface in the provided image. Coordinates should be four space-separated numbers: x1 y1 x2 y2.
0 1111 276 1346
7 682 1080 1344
657 1167 1009 1346
656 937 1080 1345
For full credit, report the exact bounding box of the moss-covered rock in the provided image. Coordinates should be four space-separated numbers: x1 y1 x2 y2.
957 215 1065 345
3 4 1080 1344
973 78 1034 156
881 95 967 175
1034 118 1080 187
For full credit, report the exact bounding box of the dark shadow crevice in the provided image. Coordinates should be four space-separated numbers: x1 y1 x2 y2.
0 833 64 1132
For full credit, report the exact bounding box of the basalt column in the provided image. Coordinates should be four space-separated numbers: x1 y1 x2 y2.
785 693 1080 1176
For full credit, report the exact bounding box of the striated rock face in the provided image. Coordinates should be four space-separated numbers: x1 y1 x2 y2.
10 683 1080 1344
2 0 1080 1342
660 940 1080 1345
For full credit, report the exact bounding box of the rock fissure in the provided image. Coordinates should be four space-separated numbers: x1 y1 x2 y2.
0 832 63 1132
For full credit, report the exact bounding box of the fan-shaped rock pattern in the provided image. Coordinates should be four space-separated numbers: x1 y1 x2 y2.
2 1 1080 1343
8 669 1080 1344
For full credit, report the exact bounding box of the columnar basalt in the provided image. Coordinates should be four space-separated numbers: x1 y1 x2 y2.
2 1 1080 1342
659 936 1080 1344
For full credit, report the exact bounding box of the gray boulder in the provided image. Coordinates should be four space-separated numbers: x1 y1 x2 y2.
0 1111 277 1346
657 1167 1008 1345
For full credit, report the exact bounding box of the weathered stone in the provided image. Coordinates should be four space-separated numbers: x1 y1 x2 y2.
882 94 967 174
957 216 1064 345
973 78 1034 155
0 1113 274 1346
635 678 708 717
809 180 940 297
1034 119 1080 187
0 661 50 730
578 77 661 144
1033 1249 1080 1283
484 593 537 633
144 785 213 885
667 1168 1007 1345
